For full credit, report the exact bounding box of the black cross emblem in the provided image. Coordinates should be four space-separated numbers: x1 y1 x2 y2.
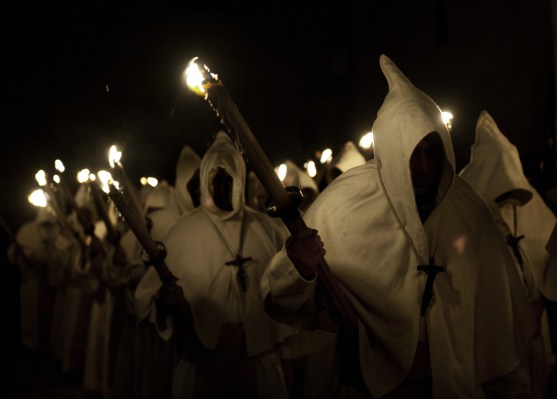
417 257 444 316
225 255 252 292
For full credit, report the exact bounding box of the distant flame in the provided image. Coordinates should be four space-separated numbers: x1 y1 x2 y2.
442 111 453 131
359 132 374 150
276 163 287 182
140 176 158 187
54 159 65 173
35 170 47 186
97 170 118 193
89 174 96 181
109 145 122 168
28 189 48 207
305 160 317 178
53 175 60 184
77 169 90 183
320 149 333 164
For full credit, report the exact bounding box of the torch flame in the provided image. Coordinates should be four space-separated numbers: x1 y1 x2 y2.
97 170 119 193
77 169 90 183
28 189 48 207
108 145 122 168
276 163 287 182
183 57 219 96
442 111 454 131
305 160 317 178
320 149 333 164
54 159 65 173
35 170 47 186
359 132 374 150
140 176 158 187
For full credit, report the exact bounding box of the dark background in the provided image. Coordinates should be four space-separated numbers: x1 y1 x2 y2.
0 2 557 393
1 0 555 231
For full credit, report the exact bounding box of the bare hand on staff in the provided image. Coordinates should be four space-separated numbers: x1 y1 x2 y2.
286 227 326 279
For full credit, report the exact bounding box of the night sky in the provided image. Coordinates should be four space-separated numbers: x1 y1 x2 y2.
1 1 555 232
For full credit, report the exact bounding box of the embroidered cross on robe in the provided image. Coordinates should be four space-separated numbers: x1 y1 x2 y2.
417 257 444 316
225 254 252 292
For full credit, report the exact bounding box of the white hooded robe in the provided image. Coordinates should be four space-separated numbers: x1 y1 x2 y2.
261 55 536 398
459 110 557 398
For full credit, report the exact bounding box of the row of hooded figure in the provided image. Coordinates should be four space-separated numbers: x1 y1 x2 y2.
6 54 557 398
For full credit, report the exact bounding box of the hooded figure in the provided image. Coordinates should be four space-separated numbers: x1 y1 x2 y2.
149 145 201 243
326 141 367 184
459 110 557 398
7 208 58 350
135 131 305 399
261 55 535 398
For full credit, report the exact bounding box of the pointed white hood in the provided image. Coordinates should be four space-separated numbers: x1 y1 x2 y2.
197 131 247 260
281 159 319 193
460 110 557 300
264 54 535 397
327 141 366 182
142 180 176 215
372 54 454 261
460 111 532 207
174 145 201 214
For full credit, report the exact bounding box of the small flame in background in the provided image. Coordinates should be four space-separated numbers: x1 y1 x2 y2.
77 169 90 184
359 132 374 150
140 177 158 187
108 145 122 168
28 189 48 207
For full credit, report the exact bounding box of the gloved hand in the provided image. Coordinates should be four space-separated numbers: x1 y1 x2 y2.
286 227 326 279
156 281 185 308
155 281 185 331
112 244 128 269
